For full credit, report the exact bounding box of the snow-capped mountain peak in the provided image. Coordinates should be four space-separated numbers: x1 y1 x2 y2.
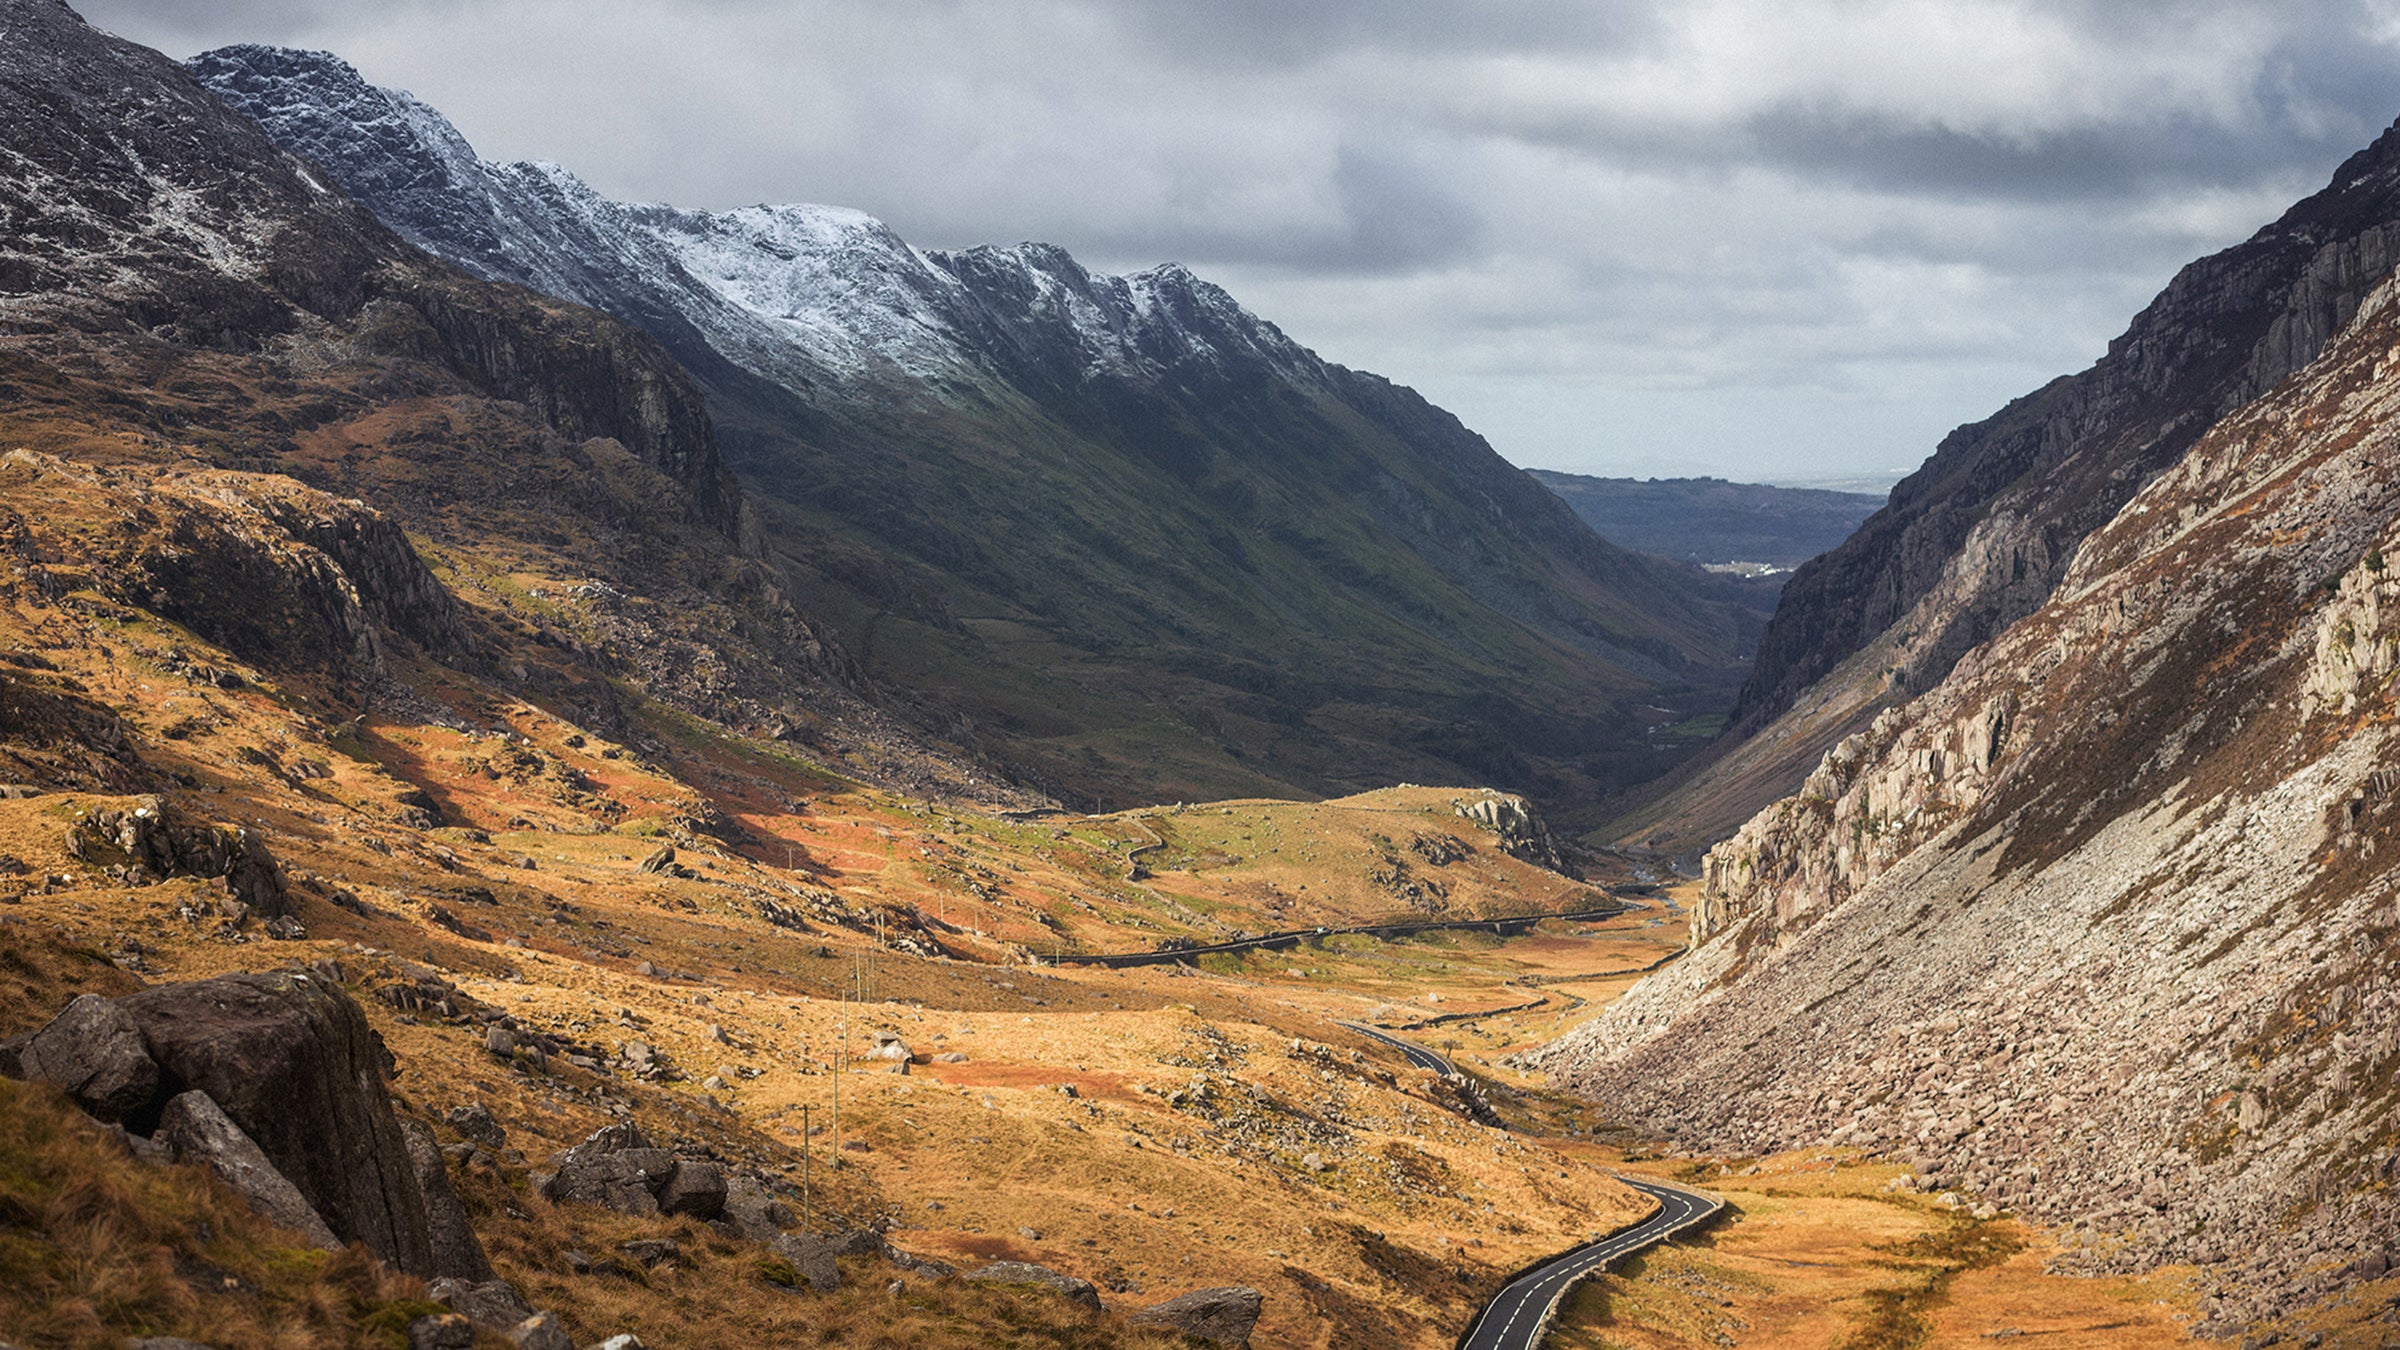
187 43 1319 396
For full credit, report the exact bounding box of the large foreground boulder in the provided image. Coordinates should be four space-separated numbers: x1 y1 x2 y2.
114 969 471 1277
6 971 473 1275
1128 1286 1264 1346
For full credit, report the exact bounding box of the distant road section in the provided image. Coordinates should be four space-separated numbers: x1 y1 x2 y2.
1458 1175 1723 1350
1335 1021 1512 1132
1338 1020 1461 1077
1055 904 1626 969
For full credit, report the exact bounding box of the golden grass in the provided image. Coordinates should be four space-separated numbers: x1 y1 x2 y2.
0 1077 434 1350
1548 1151 2202 1350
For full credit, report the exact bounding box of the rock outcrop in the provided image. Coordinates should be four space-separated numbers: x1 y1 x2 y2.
965 1260 1103 1310
4 969 489 1280
2 453 464 692
1452 791 1574 876
67 795 290 918
1626 112 2400 851
536 1120 726 1223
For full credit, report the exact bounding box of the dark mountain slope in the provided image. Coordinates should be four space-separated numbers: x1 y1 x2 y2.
190 46 1769 823
0 0 995 801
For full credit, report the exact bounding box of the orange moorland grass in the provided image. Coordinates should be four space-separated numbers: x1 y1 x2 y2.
1544 1150 2204 1350
0 1077 440 1350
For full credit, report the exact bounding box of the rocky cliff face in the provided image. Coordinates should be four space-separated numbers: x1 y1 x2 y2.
1741 124 2400 731
1616 115 2400 851
1 452 465 689
1531 261 2400 1332
187 43 1771 822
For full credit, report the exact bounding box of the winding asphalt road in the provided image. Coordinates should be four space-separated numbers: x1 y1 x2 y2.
1457 1175 1722 1350
1338 1020 1459 1076
1334 1023 1721 1350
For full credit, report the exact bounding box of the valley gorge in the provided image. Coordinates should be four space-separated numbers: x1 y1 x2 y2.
7 0 2400 1346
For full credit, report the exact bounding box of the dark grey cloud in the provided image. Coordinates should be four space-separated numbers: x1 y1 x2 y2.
1114 0 1665 68
63 0 2400 484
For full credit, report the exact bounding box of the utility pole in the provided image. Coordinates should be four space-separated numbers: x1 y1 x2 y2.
833 983 844 1164
800 1103 812 1233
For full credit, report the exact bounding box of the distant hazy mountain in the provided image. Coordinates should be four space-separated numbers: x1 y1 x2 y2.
1527 471 1882 569
191 44 1774 821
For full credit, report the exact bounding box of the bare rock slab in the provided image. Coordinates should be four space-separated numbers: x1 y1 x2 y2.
967 1260 1103 1310
155 1089 340 1251
401 1117 497 1281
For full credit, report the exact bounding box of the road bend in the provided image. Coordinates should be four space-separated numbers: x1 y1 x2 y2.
1337 1021 1515 1131
1456 1176 1722 1350
1338 1020 1458 1076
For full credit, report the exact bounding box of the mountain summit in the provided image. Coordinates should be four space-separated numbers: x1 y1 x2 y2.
189 44 1772 822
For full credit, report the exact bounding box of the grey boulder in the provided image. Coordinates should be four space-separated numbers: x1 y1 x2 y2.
507 1313 573 1350
966 1260 1103 1310
715 1171 793 1241
1128 1286 1265 1346
508 1313 573 1350
655 1159 725 1219
428 1276 532 1331
538 1121 716 1220
445 1101 506 1149
770 1232 841 1292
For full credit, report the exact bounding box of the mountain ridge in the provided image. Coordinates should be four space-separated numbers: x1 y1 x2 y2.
1527 470 1883 569
192 42 1772 822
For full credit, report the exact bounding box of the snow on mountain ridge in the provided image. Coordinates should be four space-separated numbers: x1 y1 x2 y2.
186 44 1317 398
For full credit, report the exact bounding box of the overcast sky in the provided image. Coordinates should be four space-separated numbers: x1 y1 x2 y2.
76 0 2400 488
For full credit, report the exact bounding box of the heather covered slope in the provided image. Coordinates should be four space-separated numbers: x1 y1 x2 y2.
1528 262 2400 1333
190 45 1770 824
1610 114 2400 851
